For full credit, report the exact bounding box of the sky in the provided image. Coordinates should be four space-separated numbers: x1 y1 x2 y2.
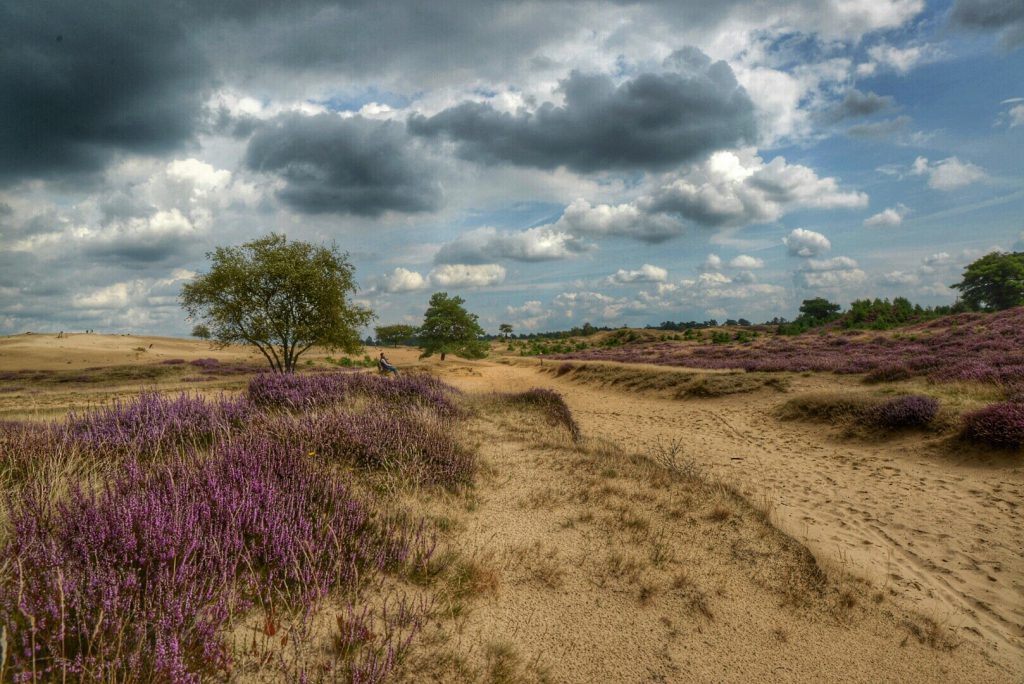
1 0 1022 336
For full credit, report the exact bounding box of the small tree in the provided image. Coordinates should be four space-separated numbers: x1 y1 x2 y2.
952 251 1024 311
181 233 374 373
499 323 513 339
375 324 418 347
191 324 211 340
799 297 841 321
418 292 487 361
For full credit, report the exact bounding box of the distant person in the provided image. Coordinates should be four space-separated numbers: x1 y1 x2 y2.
378 352 398 375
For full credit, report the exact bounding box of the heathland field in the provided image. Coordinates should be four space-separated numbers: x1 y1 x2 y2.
0 330 1020 682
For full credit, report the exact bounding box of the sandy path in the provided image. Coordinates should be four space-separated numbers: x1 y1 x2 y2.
433 358 1024 673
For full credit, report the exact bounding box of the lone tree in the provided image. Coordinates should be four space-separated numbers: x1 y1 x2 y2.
375 324 418 347
498 323 513 339
191 324 211 340
418 292 488 361
952 251 1024 311
181 233 374 373
798 297 841 322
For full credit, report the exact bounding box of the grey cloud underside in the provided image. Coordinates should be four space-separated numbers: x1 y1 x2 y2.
847 115 911 138
826 89 895 122
409 54 756 172
951 0 1024 48
0 2 213 186
244 114 442 216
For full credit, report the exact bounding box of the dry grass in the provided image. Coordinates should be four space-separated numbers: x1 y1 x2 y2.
539 361 790 399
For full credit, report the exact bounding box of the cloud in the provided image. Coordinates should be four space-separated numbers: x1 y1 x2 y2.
879 271 919 286
435 225 591 264
607 264 668 284
428 263 506 288
702 254 723 271
866 44 941 73
244 114 442 216
827 89 895 121
728 255 764 269
505 300 552 330
648 150 867 228
1008 103 1024 127
381 267 428 293
409 49 755 173
847 115 912 138
794 255 865 289
951 0 1024 50
863 204 909 228
0 1 214 186
554 199 686 243
783 228 831 257
911 156 987 190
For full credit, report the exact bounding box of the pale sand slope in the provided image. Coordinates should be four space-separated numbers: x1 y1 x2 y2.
410 354 1023 675
0 332 263 371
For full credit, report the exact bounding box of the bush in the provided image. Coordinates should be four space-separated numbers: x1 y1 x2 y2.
866 395 939 429
961 401 1024 449
0 439 429 680
555 362 575 377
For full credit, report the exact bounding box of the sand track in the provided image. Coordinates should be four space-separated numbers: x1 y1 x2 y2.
432 358 1024 673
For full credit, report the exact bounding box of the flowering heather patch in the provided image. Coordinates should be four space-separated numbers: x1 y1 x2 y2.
247 371 462 417
497 388 581 443
0 438 432 681
866 395 940 429
961 401 1024 450
548 306 1024 388
284 402 475 487
67 392 224 458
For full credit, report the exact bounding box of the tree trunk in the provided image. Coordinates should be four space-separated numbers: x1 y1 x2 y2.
440 352 446 361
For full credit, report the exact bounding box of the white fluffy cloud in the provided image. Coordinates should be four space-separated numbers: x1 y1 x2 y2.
555 198 686 244
428 263 506 288
911 156 986 190
794 255 865 289
649 150 867 228
702 253 723 271
783 228 831 257
729 254 764 269
863 204 908 228
606 264 668 284
435 225 591 264
379 262 507 291
382 267 428 293
866 44 941 74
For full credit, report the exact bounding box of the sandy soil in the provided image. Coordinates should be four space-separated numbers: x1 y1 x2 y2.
408 352 1023 676
3 335 1021 679
0 332 264 371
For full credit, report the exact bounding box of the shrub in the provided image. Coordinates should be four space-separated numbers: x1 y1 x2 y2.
863 364 913 384
555 362 575 377
866 395 939 429
961 401 1024 449
0 439 430 680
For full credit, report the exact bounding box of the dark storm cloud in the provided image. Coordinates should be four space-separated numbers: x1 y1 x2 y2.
826 89 895 122
244 114 442 216
951 0 1024 49
0 2 213 186
408 49 755 173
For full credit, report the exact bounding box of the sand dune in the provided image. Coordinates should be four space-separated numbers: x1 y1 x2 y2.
420 355 1023 675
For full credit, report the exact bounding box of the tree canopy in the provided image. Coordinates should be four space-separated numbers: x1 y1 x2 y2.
952 251 1024 311
418 292 488 361
498 323 513 338
180 233 374 373
798 297 841 321
375 324 418 347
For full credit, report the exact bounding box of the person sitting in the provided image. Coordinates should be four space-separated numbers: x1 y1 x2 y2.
378 352 398 375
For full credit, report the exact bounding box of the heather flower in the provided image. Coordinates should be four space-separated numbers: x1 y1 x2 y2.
962 401 1024 449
